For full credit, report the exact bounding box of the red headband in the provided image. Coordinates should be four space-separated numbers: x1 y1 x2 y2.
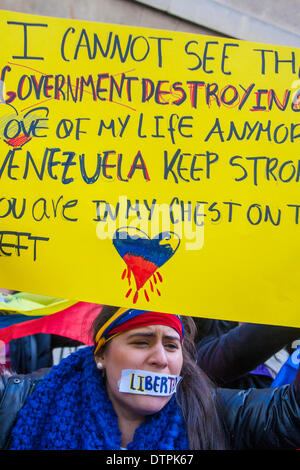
108 311 184 343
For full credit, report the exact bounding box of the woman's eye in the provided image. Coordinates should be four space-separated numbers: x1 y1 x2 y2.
165 343 178 350
132 341 148 346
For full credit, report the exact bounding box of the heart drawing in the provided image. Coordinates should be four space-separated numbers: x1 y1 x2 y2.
113 227 180 303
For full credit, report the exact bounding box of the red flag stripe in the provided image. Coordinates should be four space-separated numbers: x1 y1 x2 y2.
0 302 103 345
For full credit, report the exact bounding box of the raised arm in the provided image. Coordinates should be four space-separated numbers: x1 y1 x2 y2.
197 321 300 386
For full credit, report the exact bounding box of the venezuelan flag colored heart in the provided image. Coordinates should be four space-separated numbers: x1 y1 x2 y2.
113 227 180 303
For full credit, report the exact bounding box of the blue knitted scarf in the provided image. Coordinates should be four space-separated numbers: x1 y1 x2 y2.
9 347 189 450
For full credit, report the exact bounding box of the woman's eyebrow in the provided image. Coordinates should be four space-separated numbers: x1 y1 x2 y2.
127 332 156 339
164 335 181 342
127 332 180 341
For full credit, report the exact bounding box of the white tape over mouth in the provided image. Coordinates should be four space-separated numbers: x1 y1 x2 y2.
118 369 182 396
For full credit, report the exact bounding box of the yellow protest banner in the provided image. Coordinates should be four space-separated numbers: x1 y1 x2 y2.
0 9 299 326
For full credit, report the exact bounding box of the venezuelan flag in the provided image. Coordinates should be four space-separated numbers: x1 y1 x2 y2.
0 292 102 345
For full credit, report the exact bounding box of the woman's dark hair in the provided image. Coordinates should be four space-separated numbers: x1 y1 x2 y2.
92 305 228 450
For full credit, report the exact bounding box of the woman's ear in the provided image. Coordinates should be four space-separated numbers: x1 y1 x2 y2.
95 351 105 370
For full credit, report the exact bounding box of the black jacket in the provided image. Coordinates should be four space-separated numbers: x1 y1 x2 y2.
1 366 300 450
0 369 49 449
194 319 300 388
8 334 84 374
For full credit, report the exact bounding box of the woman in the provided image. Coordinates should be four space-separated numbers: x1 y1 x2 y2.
4 306 300 450
92 306 226 449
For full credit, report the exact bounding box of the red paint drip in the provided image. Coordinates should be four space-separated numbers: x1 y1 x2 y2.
133 291 139 304
156 288 161 297
157 271 163 283
153 273 157 284
150 280 154 292
126 288 132 298
144 289 150 302
122 268 127 280
127 267 131 285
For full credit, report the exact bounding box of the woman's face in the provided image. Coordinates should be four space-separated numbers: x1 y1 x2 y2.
97 324 183 419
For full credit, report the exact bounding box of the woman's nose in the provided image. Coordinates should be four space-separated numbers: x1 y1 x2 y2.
148 344 168 368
